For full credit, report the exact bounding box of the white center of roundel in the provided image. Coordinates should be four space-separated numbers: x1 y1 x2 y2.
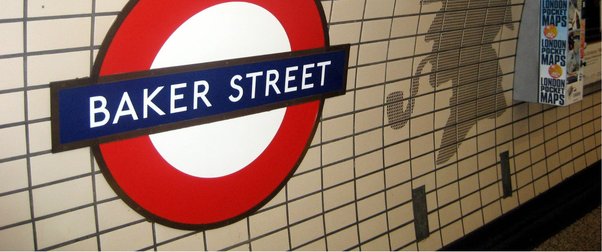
149 2 289 178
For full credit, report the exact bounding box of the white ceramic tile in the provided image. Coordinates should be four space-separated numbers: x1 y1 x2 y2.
27 51 90 86
0 91 24 125
35 207 96 249
250 229 289 251
0 125 26 159
289 216 324 249
95 0 129 12
0 22 23 55
323 181 354 211
288 193 322 224
156 232 204 251
93 15 117 45
288 170 321 201
0 57 24 90
27 121 51 153
357 192 385 220
249 205 287 238
100 222 153 251
32 177 93 217
26 88 50 120
0 224 35 250
27 18 90 52
0 159 28 193
54 237 98 251
0 0 23 19
361 19 392 42
204 218 248 250
330 0 366 23
97 199 143 231
28 0 92 17
0 191 30 227
326 225 359 250
30 148 91 185
364 0 394 19
358 213 387 243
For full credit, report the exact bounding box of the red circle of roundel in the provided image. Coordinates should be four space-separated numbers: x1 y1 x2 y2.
94 0 326 228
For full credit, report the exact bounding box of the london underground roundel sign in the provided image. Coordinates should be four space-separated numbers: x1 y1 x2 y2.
50 0 348 228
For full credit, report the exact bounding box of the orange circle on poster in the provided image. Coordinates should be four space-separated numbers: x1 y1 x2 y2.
548 64 563 79
544 24 558 40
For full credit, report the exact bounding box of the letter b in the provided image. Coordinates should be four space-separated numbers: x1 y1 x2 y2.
90 96 110 128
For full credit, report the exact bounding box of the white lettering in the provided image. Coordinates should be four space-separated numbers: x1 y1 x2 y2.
113 92 139 124
265 69 281 97
170 83 187 113
301 63 315 90
89 96 110 128
193 80 212 109
143 86 165 118
284 66 298 93
246 71 262 99
317 61 331 86
229 75 243 102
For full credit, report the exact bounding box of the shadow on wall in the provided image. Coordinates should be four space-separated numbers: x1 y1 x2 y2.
386 0 515 165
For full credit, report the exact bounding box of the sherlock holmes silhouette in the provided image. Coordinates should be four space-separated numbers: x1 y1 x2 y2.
386 0 514 165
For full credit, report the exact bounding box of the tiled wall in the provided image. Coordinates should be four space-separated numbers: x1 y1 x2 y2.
0 0 600 250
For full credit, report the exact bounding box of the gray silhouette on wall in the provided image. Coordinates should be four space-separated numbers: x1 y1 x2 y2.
387 0 514 165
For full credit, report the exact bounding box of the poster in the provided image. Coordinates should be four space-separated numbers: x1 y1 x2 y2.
539 0 584 106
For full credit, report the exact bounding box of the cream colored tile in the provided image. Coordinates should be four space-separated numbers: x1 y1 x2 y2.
481 182 501 206
0 125 26 159
95 0 128 12
250 229 288 251
417 230 442 251
436 162 458 187
364 0 394 18
478 148 497 170
462 209 484 234
323 160 353 188
411 152 435 178
296 146 320 174
330 0 366 23
355 85 384 111
33 177 93 217
439 202 461 227
289 193 322 224
0 224 35 250
441 220 464 246
0 159 27 193
288 170 321 201
322 115 353 142
0 57 24 90
322 136 353 165
482 200 501 224
97 199 143 231
388 37 415 60
323 181 354 211
359 214 387 243
94 15 117 45
391 16 419 37
355 129 382 155
437 182 459 207
326 225 359 251
0 92 24 125
410 133 434 158
0 0 23 19
357 192 385 220
27 18 91 52
296 238 326 251
362 233 389 250
385 58 412 81
31 148 91 185
356 63 386 88
361 19 392 42
384 141 410 168
28 0 91 17
55 237 97 251
328 21 361 47
28 51 90 86
355 107 383 133
517 185 535 204
325 203 356 233
533 176 550 196
93 173 117 201
355 150 383 177
459 174 479 197
290 216 324 248
0 191 30 227
153 224 194 244
356 171 384 199
249 205 287 238
159 233 205 251
323 91 354 118
358 41 387 65
387 200 413 229
478 164 498 187
205 218 248 250
36 207 96 249
100 222 153 251
389 223 415 249
26 88 50 120
27 121 51 153
0 22 23 55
